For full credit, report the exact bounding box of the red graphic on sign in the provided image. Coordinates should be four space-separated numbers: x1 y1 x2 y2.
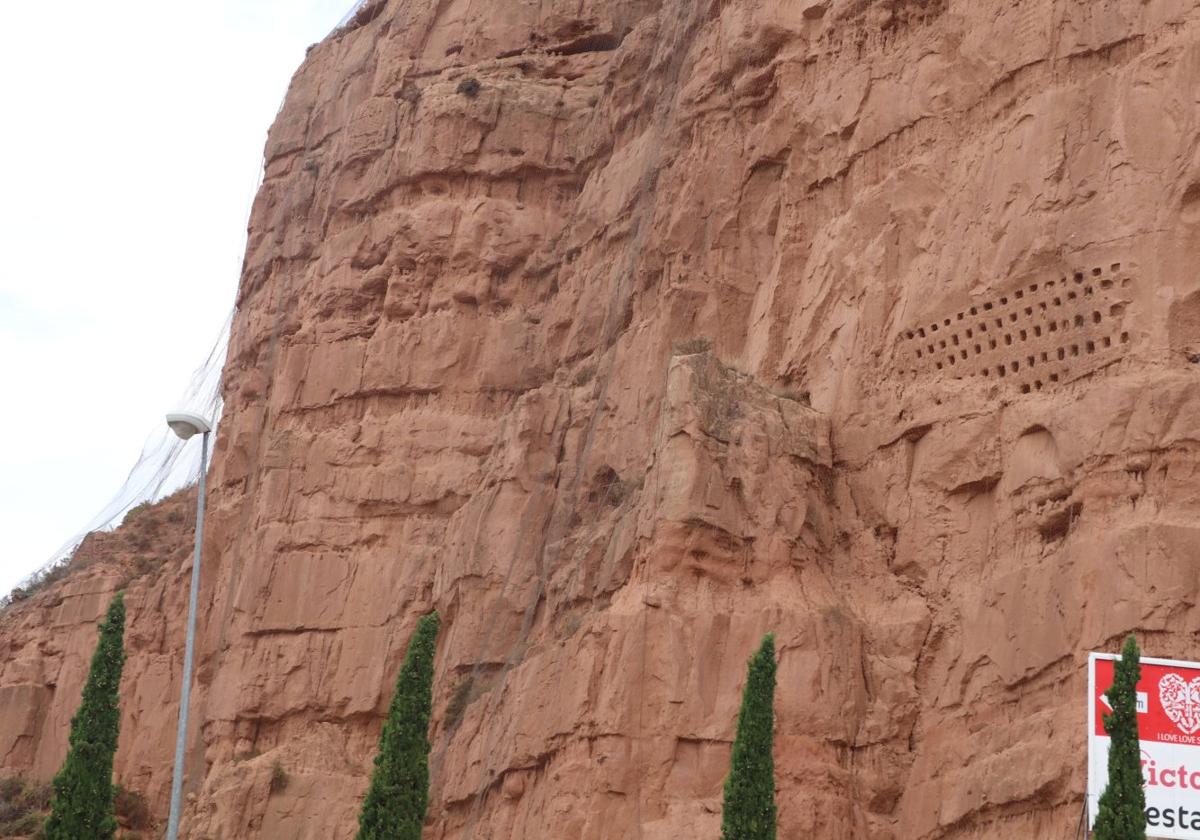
1162 675 1200 735
1095 658 1200 745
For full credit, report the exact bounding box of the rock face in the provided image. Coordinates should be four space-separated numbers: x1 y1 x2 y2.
6 0 1200 836
0 489 196 823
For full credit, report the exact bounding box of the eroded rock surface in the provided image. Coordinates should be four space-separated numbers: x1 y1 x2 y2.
0 490 196 821
6 0 1200 836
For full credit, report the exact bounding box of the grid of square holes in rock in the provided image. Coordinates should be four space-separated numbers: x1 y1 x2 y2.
902 263 1133 394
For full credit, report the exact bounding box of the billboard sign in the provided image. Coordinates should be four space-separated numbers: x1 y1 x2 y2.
1090 653 1200 838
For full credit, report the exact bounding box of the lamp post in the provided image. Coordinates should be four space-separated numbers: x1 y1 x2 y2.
164 411 212 840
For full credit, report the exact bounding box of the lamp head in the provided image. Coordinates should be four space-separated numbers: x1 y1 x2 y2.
166 412 212 441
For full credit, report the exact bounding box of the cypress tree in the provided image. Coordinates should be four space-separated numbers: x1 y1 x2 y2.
357 611 441 840
720 633 778 840
44 591 126 840
1093 634 1146 840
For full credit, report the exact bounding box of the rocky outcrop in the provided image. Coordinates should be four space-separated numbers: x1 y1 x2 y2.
7 0 1200 837
0 489 196 826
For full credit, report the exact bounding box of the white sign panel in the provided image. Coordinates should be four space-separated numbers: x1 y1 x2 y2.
1089 653 1200 838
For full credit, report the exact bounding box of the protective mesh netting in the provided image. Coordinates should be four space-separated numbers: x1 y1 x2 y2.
1 319 228 607
0 0 371 609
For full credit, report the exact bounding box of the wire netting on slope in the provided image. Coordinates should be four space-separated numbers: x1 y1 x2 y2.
0 0 373 614
0 317 229 609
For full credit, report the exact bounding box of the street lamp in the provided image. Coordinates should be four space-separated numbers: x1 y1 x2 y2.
164 411 212 840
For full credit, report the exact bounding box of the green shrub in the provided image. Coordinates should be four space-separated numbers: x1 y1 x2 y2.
356 612 441 840
269 762 289 794
0 778 22 802
0 776 53 837
113 785 149 830
720 634 777 840
44 593 126 840
1093 634 1146 840
4 810 43 836
673 336 713 355
3 560 71 608
17 780 52 816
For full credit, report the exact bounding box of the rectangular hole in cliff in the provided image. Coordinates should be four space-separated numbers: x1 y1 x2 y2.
1121 331 1130 343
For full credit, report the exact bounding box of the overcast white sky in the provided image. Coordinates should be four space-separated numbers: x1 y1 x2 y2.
0 0 358 595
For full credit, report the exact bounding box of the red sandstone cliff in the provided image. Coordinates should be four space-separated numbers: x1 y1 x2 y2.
6 0 1200 837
